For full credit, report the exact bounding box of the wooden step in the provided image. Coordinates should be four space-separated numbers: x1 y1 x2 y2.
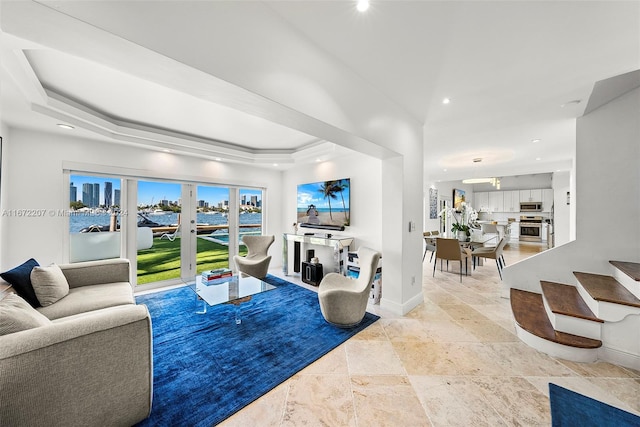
574 271 640 308
540 281 603 323
510 288 602 349
609 261 640 282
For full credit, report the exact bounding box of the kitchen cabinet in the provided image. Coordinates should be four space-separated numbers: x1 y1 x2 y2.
519 189 543 202
502 190 520 212
488 192 503 213
542 189 554 212
474 192 489 211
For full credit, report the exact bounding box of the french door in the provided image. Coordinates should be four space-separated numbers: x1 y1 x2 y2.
67 172 263 289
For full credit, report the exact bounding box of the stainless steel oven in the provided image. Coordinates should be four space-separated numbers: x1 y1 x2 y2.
519 216 542 242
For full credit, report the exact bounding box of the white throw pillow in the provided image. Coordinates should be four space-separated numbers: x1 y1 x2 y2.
0 293 51 335
30 264 70 306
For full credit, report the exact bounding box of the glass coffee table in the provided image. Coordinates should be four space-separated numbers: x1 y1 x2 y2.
186 272 277 324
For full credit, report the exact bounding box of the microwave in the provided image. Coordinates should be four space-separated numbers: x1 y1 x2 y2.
520 202 542 212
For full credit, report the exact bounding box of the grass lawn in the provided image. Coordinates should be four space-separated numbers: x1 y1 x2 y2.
136 237 248 285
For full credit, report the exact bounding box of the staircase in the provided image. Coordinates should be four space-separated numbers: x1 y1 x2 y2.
511 261 640 364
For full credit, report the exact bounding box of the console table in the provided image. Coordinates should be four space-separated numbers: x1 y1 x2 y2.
282 233 354 276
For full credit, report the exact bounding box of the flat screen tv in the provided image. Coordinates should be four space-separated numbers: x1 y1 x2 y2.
297 178 350 231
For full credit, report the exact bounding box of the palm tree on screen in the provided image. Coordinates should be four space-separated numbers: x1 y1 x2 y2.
319 181 338 220
333 179 350 225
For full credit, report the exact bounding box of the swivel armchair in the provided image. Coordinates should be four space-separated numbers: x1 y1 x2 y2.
233 235 275 278
317 247 381 327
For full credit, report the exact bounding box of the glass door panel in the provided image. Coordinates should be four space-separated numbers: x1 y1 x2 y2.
239 188 263 244
195 185 232 274
136 180 182 285
69 174 122 263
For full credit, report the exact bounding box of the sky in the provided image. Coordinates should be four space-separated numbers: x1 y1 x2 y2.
297 178 350 210
71 175 261 206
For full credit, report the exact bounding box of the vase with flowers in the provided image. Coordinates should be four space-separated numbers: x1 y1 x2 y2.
452 202 470 241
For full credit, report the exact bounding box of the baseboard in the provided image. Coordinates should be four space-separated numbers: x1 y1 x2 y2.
598 346 640 371
380 292 423 316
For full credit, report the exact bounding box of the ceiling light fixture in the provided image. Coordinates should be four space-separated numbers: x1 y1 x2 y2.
442 98 451 104
531 139 541 143
356 0 369 12
462 177 494 184
462 157 500 186
57 123 74 130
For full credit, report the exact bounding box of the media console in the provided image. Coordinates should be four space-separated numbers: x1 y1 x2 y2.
282 233 354 276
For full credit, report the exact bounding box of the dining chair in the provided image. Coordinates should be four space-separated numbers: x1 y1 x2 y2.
472 237 508 279
432 237 472 282
422 231 436 262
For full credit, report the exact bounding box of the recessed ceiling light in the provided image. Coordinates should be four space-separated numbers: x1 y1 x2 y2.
356 0 369 12
163 149 172 153
442 98 451 105
57 123 74 130
273 163 278 167
214 158 222 161
443 169 447 172
531 139 541 143
536 157 541 161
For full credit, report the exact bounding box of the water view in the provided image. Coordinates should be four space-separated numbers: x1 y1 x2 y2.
70 211 262 234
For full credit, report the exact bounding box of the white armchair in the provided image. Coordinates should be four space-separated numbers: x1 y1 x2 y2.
317 247 381 327
233 235 275 278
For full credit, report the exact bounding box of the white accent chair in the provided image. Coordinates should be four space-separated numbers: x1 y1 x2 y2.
233 235 275 278
317 246 381 327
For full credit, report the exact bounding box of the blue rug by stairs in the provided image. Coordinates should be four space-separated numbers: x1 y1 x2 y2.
135 274 379 426
549 383 640 427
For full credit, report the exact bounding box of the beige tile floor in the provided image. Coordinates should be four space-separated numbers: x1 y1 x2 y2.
221 241 640 426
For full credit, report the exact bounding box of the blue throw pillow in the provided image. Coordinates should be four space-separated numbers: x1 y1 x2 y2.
1 258 41 308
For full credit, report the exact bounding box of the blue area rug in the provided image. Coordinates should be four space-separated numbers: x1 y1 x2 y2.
549 383 640 427
135 275 379 426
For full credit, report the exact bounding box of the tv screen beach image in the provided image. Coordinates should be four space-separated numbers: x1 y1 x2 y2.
297 179 350 227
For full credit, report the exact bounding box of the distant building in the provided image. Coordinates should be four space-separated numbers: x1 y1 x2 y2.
93 183 100 207
114 189 121 207
104 182 113 207
70 182 77 203
82 183 100 207
250 195 258 207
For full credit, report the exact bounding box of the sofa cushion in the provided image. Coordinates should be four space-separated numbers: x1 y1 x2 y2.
31 264 70 306
0 258 41 308
36 282 134 320
0 293 51 335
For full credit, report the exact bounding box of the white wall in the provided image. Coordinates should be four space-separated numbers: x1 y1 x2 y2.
552 171 572 246
282 153 383 268
0 128 284 269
